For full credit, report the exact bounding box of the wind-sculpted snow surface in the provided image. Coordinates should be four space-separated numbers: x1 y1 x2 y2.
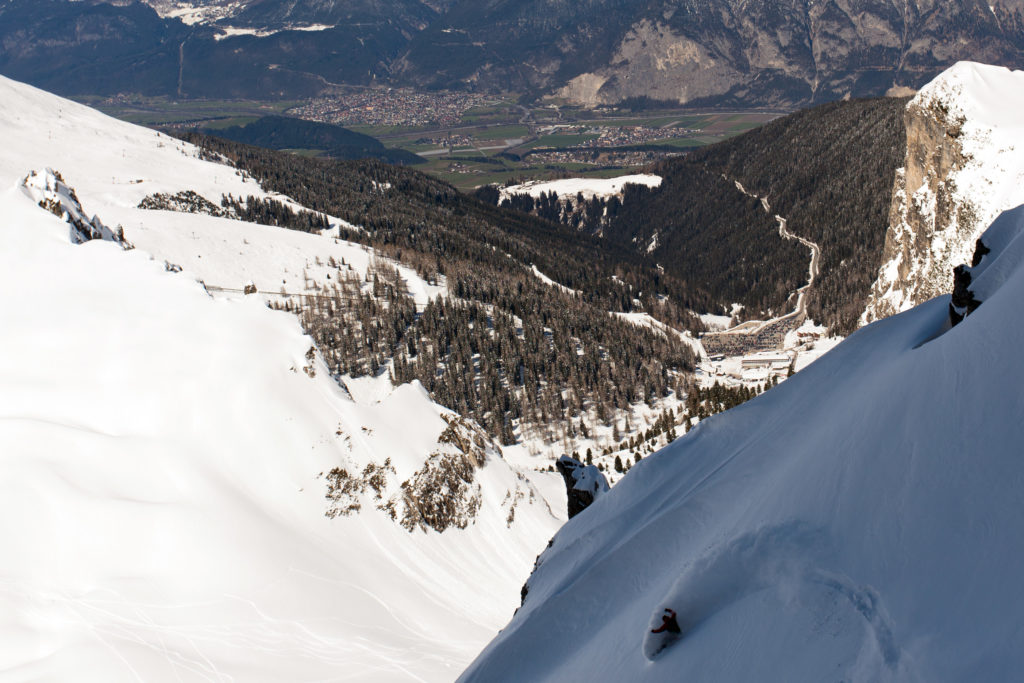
461 204 1024 682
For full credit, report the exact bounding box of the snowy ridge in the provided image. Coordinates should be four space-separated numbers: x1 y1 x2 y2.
0 75 560 681
498 174 661 202
862 61 1024 324
0 73 439 307
530 264 579 296
213 23 335 40
462 201 1024 680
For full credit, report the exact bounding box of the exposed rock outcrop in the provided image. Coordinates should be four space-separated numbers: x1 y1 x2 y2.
861 62 1024 325
23 169 131 248
555 455 609 519
139 190 226 217
948 238 991 325
326 413 503 533
401 0 1024 107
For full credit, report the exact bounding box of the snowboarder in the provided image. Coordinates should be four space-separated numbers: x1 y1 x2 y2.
651 608 680 634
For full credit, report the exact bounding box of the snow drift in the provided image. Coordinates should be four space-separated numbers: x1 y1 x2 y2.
461 200 1024 680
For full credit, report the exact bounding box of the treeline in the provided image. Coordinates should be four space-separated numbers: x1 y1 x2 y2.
182 132 703 445
619 96 907 333
274 260 695 445
221 194 331 232
683 379 774 421
486 97 906 333
484 189 626 235
272 260 418 379
177 131 710 332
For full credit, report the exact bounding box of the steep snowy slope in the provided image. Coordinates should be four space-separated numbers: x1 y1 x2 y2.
862 62 1024 324
0 76 561 681
462 202 1024 680
0 74 435 305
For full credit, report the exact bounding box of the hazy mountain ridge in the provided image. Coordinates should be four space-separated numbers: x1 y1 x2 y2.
398 0 1024 105
2 0 1023 103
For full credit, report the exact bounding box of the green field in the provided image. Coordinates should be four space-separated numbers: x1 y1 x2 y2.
78 96 301 128
520 133 600 150
85 93 782 192
472 125 530 141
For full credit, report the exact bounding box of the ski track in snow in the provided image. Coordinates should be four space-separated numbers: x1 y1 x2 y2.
644 523 900 670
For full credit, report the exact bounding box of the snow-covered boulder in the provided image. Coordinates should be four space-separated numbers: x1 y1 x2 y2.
555 454 610 519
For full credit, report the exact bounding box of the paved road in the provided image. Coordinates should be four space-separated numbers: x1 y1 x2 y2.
700 179 822 357
732 179 822 322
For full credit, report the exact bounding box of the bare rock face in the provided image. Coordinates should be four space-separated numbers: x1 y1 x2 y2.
22 169 131 248
325 413 500 533
861 62 1024 325
860 94 972 322
948 203 1024 325
557 19 745 107
555 455 609 519
400 0 1024 107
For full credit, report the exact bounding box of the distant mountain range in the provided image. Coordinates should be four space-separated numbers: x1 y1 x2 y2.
2 0 1022 105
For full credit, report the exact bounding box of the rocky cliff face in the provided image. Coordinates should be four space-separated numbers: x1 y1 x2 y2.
398 0 1024 107
6 0 1024 103
555 455 609 519
861 62 1024 325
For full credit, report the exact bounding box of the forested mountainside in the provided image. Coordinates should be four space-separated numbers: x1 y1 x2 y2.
178 131 701 445
3 0 1023 103
497 96 906 333
635 96 907 333
462 201 1024 683
203 116 424 164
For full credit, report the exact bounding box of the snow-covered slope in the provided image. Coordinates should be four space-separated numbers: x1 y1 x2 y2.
498 174 661 203
462 201 1024 680
0 75 560 681
861 61 1024 324
0 73 443 307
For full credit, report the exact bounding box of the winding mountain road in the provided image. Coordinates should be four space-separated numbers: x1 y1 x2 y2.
700 179 822 356
733 179 821 322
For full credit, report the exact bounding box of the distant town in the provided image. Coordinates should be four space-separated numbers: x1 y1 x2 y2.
290 89 495 128
85 87 780 190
